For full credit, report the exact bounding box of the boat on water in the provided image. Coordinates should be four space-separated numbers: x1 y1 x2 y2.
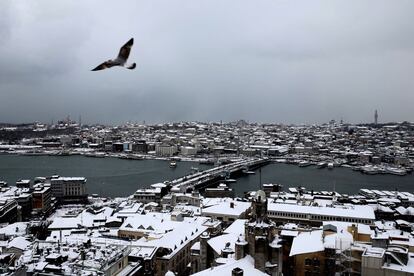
118 154 143 160
385 166 407 176
84 152 106 158
298 161 311 167
361 165 379 175
242 169 255 174
169 161 177 168
224 178 237 183
19 150 49 156
327 162 334 169
56 150 71 156
317 162 327 169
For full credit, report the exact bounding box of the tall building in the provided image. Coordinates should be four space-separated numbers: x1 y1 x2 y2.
241 190 283 275
375 109 378 125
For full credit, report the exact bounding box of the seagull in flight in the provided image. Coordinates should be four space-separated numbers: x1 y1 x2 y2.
91 38 136 71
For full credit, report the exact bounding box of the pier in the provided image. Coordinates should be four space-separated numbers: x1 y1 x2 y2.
170 158 270 192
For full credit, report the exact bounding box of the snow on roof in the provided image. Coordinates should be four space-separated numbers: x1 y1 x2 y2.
322 221 372 236
132 216 209 259
208 233 238 255
7 236 31 251
48 207 114 230
191 241 200 251
0 222 28 236
151 183 167 188
290 230 324 256
191 255 267 276
52 177 86 181
202 200 251 217
268 202 375 220
223 219 247 235
119 212 185 234
280 230 299 237
323 230 353 251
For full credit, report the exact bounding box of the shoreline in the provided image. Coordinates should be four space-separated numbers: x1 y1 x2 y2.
1 149 412 177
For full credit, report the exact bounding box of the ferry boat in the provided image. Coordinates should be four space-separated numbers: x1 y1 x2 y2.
298 161 311 167
169 161 177 168
361 165 379 175
119 154 143 160
327 162 334 169
317 162 327 169
385 166 407 176
242 169 255 174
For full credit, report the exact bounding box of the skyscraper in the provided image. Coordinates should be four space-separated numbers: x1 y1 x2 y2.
374 110 378 125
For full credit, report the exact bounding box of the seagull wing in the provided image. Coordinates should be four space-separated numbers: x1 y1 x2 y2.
91 61 114 71
117 38 134 62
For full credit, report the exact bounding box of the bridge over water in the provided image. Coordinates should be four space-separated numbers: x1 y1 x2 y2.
170 158 270 192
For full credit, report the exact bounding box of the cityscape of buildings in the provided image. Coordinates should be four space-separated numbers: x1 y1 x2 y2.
0 118 413 275
1 116 413 175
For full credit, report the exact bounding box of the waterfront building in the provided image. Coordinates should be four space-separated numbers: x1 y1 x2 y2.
15 179 31 189
132 140 148 153
155 143 178 156
181 146 198 156
32 183 52 215
50 176 87 204
134 187 163 204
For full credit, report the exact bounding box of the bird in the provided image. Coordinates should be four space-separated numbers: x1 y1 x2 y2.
91 38 136 71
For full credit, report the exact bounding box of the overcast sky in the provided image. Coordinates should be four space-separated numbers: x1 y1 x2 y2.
0 1 413 125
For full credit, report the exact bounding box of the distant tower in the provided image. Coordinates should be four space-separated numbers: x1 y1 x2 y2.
374 110 378 125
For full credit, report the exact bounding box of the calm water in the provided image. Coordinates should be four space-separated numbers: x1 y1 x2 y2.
0 155 211 197
229 163 414 196
0 155 413 197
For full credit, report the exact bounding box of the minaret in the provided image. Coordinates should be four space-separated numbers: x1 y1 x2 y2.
374 110 378 125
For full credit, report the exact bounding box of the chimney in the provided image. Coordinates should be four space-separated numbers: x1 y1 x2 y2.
232 267 243 276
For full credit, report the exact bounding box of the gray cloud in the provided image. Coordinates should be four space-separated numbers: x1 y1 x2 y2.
0 0 413 124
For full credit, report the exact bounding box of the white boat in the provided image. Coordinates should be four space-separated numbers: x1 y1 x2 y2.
327 162 334 169
385 167 407 176
169 161 177 168
224 178 237 183
317 162 327 169
242 169 255 174
298 161 311 167
361 165 379 175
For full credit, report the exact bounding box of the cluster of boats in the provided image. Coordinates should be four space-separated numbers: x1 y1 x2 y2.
354 165 410 176
289 159 411 176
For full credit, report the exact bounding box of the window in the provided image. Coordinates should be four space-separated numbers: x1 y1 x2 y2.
305 258 312 266
313 258 320 267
